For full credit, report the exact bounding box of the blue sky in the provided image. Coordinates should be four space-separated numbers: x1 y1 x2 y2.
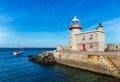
0 0 120 47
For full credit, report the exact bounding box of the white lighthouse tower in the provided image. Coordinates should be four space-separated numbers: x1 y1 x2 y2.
69 16 82 51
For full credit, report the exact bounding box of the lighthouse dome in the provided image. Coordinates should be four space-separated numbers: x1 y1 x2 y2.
72 16 79 22
69 16 82 30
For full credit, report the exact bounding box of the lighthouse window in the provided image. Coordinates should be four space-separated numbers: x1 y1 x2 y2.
90 43 93 48
82 35 85 40
90 34 93 39
72 21 79 25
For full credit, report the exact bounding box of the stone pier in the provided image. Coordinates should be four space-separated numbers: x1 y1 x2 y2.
52 51 120 78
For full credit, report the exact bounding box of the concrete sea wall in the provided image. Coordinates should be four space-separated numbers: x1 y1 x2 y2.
53 51 120 78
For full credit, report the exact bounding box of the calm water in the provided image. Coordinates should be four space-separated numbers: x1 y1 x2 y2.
0 48 120 82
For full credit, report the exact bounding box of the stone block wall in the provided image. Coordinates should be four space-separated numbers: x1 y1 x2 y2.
105 44 120 51
76 30 105 52
56 46 69 51
53 51 120 78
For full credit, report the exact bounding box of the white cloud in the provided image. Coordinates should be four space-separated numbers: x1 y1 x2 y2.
102 18 120 44
0 28 8 38
0 17 120 47
0 31 69 47
103 17 120 31
86 17 120 44
0 27 9 44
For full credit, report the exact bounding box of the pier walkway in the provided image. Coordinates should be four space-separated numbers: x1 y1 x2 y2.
56 51 120 56
55 50 120 77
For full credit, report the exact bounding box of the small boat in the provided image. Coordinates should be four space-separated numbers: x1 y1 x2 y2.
13 50 23 55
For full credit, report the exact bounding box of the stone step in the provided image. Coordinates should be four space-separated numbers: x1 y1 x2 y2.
108 56 120 71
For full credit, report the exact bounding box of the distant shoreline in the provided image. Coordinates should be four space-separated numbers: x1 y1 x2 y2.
0 47 56 49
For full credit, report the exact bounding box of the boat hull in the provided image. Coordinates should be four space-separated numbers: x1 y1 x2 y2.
13 51 23 55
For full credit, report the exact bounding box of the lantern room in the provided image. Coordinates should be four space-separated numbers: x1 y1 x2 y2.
69 16 82 30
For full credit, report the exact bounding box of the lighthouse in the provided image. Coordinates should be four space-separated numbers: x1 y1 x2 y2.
69 16 82 51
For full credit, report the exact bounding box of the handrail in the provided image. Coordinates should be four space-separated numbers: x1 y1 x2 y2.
107 56 120 77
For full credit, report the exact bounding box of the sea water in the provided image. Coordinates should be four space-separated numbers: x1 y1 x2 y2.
0 48 119 82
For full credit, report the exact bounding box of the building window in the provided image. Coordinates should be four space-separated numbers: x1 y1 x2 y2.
90 43 93 48
82 35 85 40
90 34 93 39
116 46 118 49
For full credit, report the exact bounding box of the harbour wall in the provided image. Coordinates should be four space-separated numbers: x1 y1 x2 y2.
52 51 120 78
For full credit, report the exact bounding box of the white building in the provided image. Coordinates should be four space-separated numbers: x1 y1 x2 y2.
69 16 105 52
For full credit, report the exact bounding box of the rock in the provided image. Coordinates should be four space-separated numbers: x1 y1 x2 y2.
28 52 56 65
28 55 33 58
